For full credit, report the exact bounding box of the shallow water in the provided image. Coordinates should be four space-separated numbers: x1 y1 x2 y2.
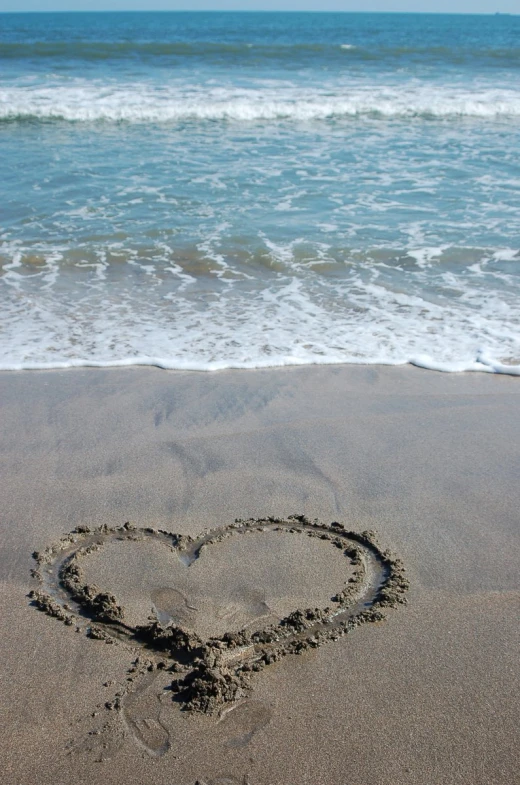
1 12 519 373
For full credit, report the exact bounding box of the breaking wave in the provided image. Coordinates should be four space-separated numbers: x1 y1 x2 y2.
1 82 520 123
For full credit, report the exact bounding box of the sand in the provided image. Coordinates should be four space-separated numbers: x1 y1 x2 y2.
0 364 519 785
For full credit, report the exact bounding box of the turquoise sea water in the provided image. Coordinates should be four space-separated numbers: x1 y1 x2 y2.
1 12 519 372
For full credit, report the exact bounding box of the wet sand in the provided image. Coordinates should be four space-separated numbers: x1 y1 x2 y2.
0 364 519 785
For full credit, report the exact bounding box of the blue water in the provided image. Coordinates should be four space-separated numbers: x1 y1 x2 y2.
1 12 519 373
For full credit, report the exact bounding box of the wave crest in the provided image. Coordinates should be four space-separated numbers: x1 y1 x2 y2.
1 83 519 123
1 40 520 66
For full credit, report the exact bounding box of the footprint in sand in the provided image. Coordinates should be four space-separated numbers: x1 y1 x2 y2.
218 699 272 748
151 585 280 636
151 587 199 628
121 670 171 757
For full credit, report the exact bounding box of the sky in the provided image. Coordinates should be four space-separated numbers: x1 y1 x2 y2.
0 1 518 13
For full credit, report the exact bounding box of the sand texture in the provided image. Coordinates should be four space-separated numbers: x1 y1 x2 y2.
0 364 519 785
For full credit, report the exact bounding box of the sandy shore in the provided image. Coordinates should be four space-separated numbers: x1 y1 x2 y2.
1 364 519 785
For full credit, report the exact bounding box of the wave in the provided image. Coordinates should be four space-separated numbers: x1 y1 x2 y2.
1 353 519 376
1 83 520 123
2 248 519 376
0 40 261 60
1 40 520 66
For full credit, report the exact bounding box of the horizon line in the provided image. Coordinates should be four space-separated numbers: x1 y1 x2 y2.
0 9 517 16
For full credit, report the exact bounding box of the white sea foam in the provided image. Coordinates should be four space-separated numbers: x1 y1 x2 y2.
1 247 519 375
1 81 520 123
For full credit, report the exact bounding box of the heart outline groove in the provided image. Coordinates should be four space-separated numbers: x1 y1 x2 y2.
29 515 409 714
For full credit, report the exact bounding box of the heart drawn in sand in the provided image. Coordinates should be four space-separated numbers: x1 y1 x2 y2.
30 517 408 715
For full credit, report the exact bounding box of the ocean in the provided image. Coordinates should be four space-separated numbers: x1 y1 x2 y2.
1 11 519 374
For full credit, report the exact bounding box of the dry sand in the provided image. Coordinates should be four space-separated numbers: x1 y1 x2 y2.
0 364 519 785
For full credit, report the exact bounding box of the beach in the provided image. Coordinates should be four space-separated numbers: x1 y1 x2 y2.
1 10 519 784
1 363 518 785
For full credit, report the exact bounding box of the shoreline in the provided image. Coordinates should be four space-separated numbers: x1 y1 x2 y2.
1 353 520 375
1 363 518 784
